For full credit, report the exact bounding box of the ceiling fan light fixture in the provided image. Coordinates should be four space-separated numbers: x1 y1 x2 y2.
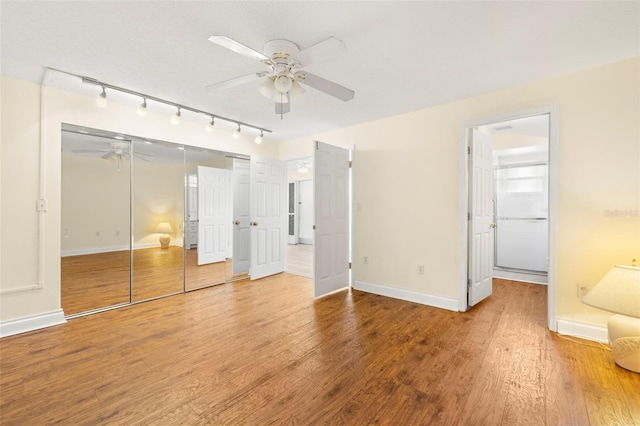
232 124 241 139
274 74 292 93
290 79 305 100
255 130 264 144
206 117 215 132
137 98 147 116
95 86 108 108
170 107 181 125
258 78 276 99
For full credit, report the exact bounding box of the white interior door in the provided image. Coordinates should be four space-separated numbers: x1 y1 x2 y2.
232 158 251 275
314 141 350 297
250 156 286 280
468 129 494 306
298 179 314 245
198 166 229 265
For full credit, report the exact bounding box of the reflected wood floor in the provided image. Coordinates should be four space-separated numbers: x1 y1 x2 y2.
2 277 639 425
62 247 227 316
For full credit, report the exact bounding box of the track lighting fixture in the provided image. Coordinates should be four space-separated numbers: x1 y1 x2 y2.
206 117 215 132
170 107 181 125
137 98 147 116
68 68 271 139
255 130 264 144
95 86 108 108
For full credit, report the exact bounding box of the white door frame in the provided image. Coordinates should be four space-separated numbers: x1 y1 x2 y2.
458 105 559 331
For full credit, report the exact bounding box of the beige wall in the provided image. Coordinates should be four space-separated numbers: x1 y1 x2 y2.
0 74 275 322
279 57 640 329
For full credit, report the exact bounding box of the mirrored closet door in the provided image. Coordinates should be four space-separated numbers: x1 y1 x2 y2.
61 125 253 318
61 129 132 316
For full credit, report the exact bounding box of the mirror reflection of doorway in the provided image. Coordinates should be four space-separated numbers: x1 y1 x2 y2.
286 158 314 278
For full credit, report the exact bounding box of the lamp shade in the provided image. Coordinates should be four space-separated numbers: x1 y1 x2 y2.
582 265 640 318
155 222 173 234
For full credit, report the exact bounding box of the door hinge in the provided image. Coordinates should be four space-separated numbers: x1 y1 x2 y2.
349 262 352 269
313 225 316 230
467 278 471 288
315 141 319 150
348 160 352 168
467 212 471 220
467 146 471 155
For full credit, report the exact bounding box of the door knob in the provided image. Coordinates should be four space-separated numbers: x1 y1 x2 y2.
251 221 259 226
489 223 497 229
234 221 240 225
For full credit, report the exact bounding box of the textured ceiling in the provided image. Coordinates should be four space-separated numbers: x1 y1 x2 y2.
2 1 638 142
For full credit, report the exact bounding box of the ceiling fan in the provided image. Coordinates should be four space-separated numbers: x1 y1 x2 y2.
206 36 355 116
72 141 152 170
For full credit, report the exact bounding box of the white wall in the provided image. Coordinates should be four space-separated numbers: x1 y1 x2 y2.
0 74 276 324
279 57 640 330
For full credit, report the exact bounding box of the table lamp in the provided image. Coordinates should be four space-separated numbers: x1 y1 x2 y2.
581 261 640 373
155 222 174 249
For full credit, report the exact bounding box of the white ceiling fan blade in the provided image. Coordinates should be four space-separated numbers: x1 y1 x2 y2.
71 149 108 153
295 37 347 67
275 102 290 115
297 72 355 101
208 36 268 62
206 72 267 91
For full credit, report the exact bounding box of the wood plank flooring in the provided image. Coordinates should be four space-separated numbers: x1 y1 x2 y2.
2 276 639 425
285 243 313 278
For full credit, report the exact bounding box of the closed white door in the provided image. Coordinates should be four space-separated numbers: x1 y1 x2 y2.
314 142 350 297
232 158 251 275
198 166 229 265
468 129 494 306
250 156 287 280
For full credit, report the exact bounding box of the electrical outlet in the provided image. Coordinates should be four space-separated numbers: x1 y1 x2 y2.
363 256 369 265
577 283 587 298
418 265 425 275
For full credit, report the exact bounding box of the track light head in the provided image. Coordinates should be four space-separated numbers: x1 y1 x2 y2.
254 130 264 144
232 124 241 139
137 98 147 116
206 117 215 132
96 86 108 108
170 107 181 125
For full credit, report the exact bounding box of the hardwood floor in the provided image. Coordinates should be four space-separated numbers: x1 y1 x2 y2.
2 276 639 425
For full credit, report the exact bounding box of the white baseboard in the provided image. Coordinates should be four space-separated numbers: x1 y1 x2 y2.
62 242 182 257
493 269 548 285
353 280 459 312
299 238 314 245
557 318 608 343
0 309 66 338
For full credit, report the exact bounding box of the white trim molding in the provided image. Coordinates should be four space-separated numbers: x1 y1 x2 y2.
557 318 608 344
0 309 66 338
353 281 458 312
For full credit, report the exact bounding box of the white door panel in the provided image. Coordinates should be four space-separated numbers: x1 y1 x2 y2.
314 142 350 297
468 129 494 306
250 156 286 280
198 166 229 265
232 158 251 274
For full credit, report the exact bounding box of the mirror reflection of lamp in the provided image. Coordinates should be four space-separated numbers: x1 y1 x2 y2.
581 260 640 373
155 222 174 249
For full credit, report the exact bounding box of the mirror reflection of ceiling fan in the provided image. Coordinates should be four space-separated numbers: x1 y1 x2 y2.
72 141 153 170
206 36 355 117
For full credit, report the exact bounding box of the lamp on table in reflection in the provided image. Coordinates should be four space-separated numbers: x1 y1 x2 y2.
155 222 174 249
582 260 640 373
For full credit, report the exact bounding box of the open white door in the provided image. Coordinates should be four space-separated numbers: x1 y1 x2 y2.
468 129 494 306
197 166 229 265
250 156 287 280
314 141 350 297
232 158 251 275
